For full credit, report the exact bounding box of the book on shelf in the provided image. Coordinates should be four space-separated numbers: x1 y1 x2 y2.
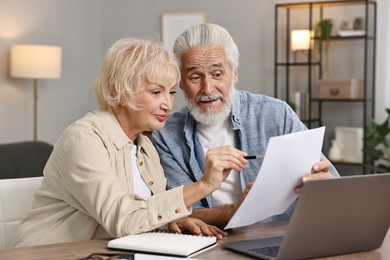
107 231 217 258
338 30 365 37
294 92 309 120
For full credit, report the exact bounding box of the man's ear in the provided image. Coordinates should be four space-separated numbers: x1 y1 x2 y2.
233 68 239 84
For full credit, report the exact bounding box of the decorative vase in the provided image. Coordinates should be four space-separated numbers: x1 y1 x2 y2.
328 140 342 161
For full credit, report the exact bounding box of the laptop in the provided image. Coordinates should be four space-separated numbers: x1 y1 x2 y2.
222 173 390 259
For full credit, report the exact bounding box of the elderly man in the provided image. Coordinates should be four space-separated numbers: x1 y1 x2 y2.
153 23 339 228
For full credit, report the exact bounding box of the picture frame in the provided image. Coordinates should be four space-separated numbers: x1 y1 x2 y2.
335 126 364 163
161 12 207 51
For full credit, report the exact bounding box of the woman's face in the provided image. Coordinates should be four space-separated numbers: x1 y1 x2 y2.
116 79 177 140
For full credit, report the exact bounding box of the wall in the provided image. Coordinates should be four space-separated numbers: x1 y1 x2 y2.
101 0 274 111
376 0 390 120
0 0 103 144
0 0 388 145
0 0 270 144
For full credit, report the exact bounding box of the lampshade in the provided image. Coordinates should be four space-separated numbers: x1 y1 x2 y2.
10 44 62 79
290 30 312 51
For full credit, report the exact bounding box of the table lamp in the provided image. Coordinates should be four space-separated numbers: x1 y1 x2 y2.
290 29 313 61
10 44 62 141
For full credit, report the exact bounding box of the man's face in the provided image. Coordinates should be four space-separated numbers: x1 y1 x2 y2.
180 45 238 117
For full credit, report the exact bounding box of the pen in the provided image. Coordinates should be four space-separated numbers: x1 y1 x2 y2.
244 155 264 160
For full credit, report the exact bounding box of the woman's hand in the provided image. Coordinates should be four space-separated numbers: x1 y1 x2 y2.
201 146 248 191
182 146 248 210
168 217 228 240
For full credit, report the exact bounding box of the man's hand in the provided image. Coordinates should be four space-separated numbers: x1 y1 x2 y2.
294 160 333 194
230 182 254 219
168 217 228 240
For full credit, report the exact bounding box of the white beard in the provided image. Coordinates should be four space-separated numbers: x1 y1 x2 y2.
186 85 234 126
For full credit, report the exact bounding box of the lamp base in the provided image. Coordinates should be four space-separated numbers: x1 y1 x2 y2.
33 78 38 141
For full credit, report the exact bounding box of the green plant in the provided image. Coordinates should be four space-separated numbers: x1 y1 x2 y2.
314 19 333 77
364 108 390 173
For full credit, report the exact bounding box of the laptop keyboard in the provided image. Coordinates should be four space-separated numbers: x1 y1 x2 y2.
249 246 280 257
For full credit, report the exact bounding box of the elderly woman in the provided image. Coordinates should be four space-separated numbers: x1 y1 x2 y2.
12 38 248 247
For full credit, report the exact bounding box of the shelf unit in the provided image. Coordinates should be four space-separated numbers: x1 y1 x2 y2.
274 0 376 174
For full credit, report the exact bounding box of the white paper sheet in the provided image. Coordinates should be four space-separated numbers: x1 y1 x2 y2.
225 126 325 229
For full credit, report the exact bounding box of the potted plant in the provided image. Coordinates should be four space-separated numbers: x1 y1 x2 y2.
364 108 390 173
314 19 333 77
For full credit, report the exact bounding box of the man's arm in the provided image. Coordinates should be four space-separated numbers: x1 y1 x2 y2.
190 181 254 228
190 205 235 228
152 129 206 208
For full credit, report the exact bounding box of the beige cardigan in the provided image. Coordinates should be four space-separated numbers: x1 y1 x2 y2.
12 109 191 247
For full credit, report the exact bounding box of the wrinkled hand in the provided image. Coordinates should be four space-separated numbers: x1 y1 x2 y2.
294 160 333 194
168 217 228 240
201 146 247 192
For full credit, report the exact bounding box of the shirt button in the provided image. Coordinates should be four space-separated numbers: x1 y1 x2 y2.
138 161 143 166
157 215 163 221
175 208 181 214
148 181 154 186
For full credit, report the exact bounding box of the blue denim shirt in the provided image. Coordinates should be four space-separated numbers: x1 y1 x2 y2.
153 89 339 221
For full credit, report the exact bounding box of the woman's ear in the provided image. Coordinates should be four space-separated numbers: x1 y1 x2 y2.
111 83 126 106
119 97 127 106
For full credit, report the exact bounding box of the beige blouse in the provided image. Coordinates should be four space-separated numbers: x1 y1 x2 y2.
12 109 191 247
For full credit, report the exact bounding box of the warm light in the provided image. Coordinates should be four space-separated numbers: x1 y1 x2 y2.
11 44 62 79
10 44 62 141
291 30 312 51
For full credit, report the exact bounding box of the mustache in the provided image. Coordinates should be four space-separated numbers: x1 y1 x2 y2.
196 93 225 103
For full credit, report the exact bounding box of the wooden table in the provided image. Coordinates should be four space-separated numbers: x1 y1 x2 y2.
1 221 389 259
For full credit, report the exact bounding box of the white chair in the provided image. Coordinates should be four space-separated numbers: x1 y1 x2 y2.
0 176 43 249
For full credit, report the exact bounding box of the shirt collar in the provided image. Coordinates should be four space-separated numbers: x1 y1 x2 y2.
92 109 149 156
184 107 196 140
230 89 241 129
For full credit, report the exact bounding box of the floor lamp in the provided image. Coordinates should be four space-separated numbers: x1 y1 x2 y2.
10 44 62 141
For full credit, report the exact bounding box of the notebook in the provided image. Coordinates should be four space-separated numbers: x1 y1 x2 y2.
107 231 217 258
222 173 390 259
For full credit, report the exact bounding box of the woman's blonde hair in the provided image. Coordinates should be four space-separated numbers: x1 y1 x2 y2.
95 38 180 111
